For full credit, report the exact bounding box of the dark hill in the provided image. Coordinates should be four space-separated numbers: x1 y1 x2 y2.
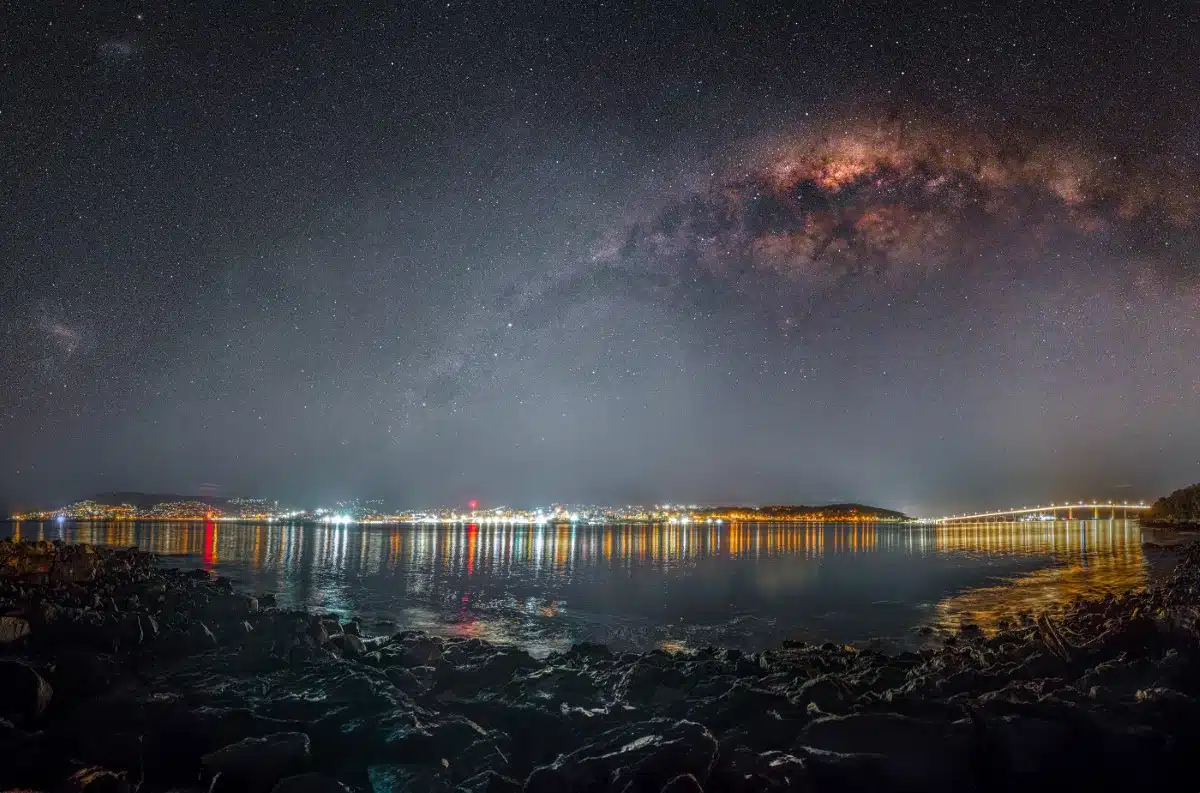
84 492 232 508
1147 482 1200 527
699 503 909 520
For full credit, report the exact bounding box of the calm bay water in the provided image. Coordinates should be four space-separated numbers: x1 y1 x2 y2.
2 519 1149 655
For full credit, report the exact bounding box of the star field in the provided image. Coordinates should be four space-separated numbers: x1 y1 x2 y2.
2 1 1198 515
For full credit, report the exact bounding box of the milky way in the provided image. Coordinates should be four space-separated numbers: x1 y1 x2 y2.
604 117 1198 299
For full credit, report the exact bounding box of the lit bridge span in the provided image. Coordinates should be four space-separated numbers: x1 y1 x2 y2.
934 502 1151 524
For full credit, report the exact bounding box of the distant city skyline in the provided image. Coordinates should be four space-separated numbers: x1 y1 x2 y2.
10 494 910 524
6 488 1166 524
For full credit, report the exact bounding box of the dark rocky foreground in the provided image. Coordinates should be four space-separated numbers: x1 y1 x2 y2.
4 540 1200 793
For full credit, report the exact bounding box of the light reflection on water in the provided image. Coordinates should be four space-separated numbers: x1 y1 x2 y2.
931 520 1145 631
2 519 1147 654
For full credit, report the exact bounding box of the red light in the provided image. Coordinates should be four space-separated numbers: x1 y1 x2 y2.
468 500 478 510
203 519 217 567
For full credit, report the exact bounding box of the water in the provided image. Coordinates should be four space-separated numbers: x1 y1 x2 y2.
2 519 1149 656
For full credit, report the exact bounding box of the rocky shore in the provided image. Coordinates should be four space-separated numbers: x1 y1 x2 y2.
4 539 1200 792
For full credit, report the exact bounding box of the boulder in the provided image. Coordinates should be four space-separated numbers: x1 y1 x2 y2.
202 731 311 791
53 650 118 703
456 770 523 793
308 621 330 646
343 634 366 658
722 748 813 792
383 667 422 694
525 719 717 793
395 636 443 667
63 766 131 793
51 548 100 583
0 660 53 722
269 772 351 793
659 774 703 793
613 656 687 704
381 714 491 764
798 746 892 791
366 764 444 793
0 616 31 644
189 621 218 649
510 666 600 707
790 674 851 712
797 712 970 791
118 613 144 646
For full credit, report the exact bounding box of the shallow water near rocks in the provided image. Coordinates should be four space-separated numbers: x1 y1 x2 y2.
2 519 1150 655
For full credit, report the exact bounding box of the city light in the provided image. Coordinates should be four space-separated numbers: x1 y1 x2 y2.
16 497 1149 528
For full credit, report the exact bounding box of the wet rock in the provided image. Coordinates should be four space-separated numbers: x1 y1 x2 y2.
289 644 317 667
564 642 613 663
510 666 600 706
1011 651 1063 680
383 667 422 694
118 613 144 646
207 593 259 619
790 674 851 713
390 636 443 667
308 621 329 646
525 719 717 793
613 655 688 705
0 615 31 644
798 712 970 791
366 763 445 793
51 547 101 583
28 599 59 629
138 706 304 788
63 766 130 793
720 748 812 792
976 679 1043 706
435 648 540 698
53 650 118 703
189 621 218 649
800 746 892 791
0 660 53 723
141 612 160 639
202 732 311 792
691 681 798 747
982 715 1080 786
456 769 522 793
659 773 703 793
342 634 366 658
380 714 491 766
269 772 351 793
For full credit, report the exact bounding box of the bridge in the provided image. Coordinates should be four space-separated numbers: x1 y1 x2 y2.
934 502 1151 524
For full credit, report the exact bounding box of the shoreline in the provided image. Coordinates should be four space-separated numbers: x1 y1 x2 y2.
2 539 1200 792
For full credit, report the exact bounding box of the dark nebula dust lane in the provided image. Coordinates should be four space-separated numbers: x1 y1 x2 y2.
601 115 1198 291
1 2 1199 515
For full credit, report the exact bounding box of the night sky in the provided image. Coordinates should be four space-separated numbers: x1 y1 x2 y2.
3 1 1198 517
